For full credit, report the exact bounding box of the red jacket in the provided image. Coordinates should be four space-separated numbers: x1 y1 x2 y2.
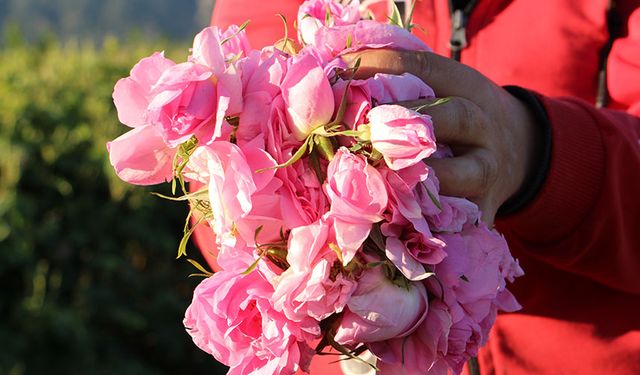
200 0 640 373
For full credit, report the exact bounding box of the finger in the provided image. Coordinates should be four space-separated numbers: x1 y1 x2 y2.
347 50 498 109
399 97 491 146
424 148 498 198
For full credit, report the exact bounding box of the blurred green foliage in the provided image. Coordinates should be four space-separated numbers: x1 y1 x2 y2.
0 36 226 374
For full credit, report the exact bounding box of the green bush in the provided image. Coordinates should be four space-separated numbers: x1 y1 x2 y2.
0 37 226 375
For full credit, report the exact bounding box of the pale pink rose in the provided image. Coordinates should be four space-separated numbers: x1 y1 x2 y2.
191 27 243 116
191 141 280 246
112 52 176 128
143 27 242 146
108 52 177 185
281 52 335 141
334 264 428 344
367 73 435 105
145 62 219 146
184 267 316 375
297 0 361 44
218 24 252 60
332 78 371 130
369 300 452 375
368 104 437 170
278 158 330 228
107 124 176 185
313 20 431 56
235 50 289 145
324 147 388 264
272 219 357 322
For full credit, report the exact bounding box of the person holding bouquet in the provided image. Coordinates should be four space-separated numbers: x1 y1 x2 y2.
192 0 640 374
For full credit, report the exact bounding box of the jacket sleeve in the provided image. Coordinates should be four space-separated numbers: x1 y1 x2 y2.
210 0 300 48
496 7 640 294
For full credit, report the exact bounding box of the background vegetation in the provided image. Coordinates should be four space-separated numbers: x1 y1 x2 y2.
0 30 227 375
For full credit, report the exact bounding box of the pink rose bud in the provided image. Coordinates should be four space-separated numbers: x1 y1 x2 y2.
281 52 335 141
367 104 437 170
334 264 429 344
324 147 388 264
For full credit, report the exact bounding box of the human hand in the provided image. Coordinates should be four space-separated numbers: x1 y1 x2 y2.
345 49 541 224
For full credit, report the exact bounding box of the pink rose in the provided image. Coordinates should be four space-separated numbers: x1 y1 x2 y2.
190 140 282 247
368 104 437 170
367 73 435 105
218 24 252 60
281 52 335 141
324 147 388 264
332 78 371 130
272 219 357 322
428 196 480 233
184 267 316 375
107 122 176 185
144 27 242 146
297 0 361 44
369 300 452 375
312 20 431 57
108 52 177 185
334 263 429 344
278 158 330 228
145 61 219 146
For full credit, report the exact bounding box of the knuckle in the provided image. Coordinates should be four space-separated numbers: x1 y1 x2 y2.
475 152 499 193
454 98 476 136
416 52 432 81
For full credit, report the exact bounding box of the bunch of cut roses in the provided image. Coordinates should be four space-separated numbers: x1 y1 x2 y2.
107 1 523 374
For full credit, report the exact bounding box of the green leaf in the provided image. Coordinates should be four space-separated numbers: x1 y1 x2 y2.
388 2 404 28
426 186 442 210
177 213 206 259
328 243 344 264
220 20 250 45
242 252 265 275
276 14 289 52
410 97 452 113
186 258 214 277
256 136 312 172
151 188 209 202
404 1 417 31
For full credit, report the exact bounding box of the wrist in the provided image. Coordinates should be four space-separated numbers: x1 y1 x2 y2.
498 86 552 216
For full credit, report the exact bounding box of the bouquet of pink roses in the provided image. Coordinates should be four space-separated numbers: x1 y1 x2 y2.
107 1 523 374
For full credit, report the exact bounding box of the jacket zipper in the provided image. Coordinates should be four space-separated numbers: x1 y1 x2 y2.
448 0 479 61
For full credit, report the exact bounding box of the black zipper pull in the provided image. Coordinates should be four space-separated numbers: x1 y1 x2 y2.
448 0 479 61
449 9 468 61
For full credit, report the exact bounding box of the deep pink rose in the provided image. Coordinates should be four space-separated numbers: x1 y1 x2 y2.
324 147 388 264
281 52 335 141
334 264 429 344
184 267 316 375
272 219 357 322
368 104 437 170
